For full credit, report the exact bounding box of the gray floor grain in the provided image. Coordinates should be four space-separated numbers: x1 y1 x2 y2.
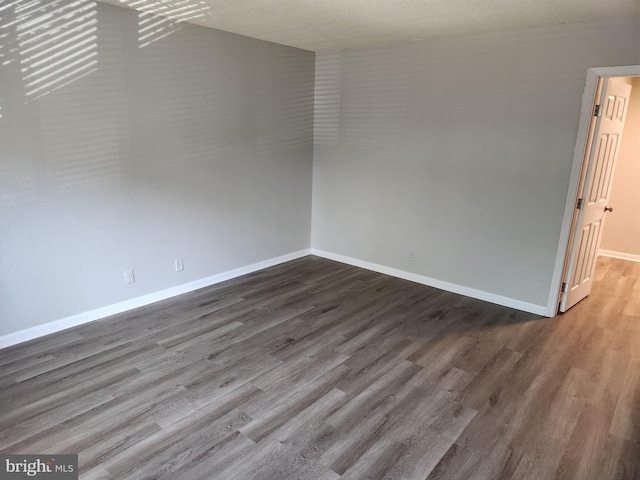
1 255 639 479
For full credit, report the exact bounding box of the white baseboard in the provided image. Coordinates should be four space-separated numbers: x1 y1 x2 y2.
599 249 640 263
311 249 548 316
0 249 311 350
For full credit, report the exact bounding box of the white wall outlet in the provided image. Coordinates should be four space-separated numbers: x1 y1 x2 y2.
175 258 184 272
409 251 416 262
124 269 135 284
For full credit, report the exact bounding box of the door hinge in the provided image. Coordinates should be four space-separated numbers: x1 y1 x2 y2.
561 282 568 294
594 104 601 117
576 198 584 210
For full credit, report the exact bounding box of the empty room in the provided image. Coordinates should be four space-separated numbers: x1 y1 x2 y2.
1 0 639 479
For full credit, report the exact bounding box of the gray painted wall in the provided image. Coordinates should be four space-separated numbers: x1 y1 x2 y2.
313 17 640 308
1 2 639 339
0 1 315 336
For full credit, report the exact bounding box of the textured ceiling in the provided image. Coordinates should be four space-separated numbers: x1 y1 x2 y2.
98 0 640 51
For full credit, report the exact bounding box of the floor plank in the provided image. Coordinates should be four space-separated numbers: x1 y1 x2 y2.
1 255 639 479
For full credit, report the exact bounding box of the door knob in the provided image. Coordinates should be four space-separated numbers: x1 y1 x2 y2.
604 206 613 213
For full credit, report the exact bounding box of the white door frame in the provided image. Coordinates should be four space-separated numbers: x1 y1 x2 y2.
546 65 640 317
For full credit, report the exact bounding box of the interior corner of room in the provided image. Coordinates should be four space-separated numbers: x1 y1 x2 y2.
3 2 640 478
1 0 639 347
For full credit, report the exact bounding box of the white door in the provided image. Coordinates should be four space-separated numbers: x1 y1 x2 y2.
560 77 632 312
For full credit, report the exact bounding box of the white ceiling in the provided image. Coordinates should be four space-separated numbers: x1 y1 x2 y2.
99 0 640 51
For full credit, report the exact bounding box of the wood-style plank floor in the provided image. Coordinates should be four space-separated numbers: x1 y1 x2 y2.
1 255 639 480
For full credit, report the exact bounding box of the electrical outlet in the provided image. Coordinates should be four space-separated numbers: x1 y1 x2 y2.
175 258 184 272
409 251 416 262
124 269 135 284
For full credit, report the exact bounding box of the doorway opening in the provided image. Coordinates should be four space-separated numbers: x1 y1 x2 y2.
548 65 640 316
599 77 640 265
